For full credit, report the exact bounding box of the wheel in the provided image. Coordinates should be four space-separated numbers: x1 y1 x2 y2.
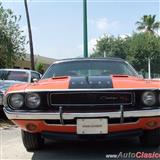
21 130 44 151
140 128 160 147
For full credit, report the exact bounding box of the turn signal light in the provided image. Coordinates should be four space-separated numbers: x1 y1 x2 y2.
26 123 37 132
145 121 158 128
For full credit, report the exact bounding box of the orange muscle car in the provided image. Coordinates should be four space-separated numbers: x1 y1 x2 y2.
3 58 160 151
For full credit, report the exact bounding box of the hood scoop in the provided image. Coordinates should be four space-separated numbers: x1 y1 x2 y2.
112 74 129 78
52 76 69 80
69 76 113 89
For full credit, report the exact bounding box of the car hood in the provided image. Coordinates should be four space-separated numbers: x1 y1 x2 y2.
6 75 160 93
0 80 25 93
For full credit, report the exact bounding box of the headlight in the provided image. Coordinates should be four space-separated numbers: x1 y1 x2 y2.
141 91 156 106
9 94 24 109
26 93 41 109
0 94 3 105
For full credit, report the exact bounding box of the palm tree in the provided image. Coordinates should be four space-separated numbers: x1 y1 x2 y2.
24 0 35 70
136 15 160 34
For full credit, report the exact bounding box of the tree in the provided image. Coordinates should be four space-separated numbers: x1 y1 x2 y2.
0 3 26 68
24 0 35 70
127 33 160 75
35 62 44 74
91 33 160 76
136 15 160 34
91 35 128 59
91 15 160 77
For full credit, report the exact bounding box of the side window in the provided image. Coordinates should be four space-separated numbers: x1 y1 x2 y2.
31 72 41 82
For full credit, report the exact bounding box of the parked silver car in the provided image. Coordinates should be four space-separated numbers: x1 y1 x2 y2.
0 69 41 110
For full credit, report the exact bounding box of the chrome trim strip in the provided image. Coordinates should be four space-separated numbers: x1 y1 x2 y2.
4 108 160 120
5 88 159 94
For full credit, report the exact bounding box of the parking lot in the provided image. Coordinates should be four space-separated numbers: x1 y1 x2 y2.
1 122 160 160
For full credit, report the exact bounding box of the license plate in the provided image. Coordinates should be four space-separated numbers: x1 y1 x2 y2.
77 118 108 134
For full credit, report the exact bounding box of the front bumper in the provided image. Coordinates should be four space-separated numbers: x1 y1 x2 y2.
4 108 160 134
4 108 160 120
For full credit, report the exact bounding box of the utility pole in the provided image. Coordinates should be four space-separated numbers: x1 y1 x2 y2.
148 58 151 79
83 0 88 58
24 0 35 70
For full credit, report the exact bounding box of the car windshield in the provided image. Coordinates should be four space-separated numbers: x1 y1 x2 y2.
42 60 138 79
0 70 29 82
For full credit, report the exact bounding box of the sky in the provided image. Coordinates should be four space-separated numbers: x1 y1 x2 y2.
1 0 160 59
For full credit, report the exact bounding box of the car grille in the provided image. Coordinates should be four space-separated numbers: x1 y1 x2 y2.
50 91 134 106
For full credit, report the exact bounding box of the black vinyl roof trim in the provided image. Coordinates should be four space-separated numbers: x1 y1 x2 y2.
54 57 124 64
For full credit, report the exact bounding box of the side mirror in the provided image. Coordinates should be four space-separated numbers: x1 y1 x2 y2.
31 78 38 83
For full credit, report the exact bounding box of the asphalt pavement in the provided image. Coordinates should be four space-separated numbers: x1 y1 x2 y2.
1 126 160 160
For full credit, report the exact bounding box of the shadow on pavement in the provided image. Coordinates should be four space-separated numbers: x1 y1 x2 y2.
31 137 160 160
0 111 14 128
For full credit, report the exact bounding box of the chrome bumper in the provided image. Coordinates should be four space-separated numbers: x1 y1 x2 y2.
4 108 160 120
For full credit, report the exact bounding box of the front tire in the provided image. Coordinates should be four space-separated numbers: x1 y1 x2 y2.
140 128 160 147
21 130 44 151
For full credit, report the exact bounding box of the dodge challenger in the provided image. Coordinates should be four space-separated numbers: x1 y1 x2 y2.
3 58 160 150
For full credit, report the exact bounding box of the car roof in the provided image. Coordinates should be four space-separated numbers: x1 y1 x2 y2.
0 68 39 74
53 57 125 64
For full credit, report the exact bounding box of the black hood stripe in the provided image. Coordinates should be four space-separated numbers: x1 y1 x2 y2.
69 76 113 89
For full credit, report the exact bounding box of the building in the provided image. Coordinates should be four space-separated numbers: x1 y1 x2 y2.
14 54 56 71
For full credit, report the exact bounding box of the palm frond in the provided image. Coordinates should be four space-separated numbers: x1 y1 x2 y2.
137 25 145 30
153 22 160 30
136 15 159 34
136 21 143 25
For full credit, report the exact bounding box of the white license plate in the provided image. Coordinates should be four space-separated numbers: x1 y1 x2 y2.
77 118 108 134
